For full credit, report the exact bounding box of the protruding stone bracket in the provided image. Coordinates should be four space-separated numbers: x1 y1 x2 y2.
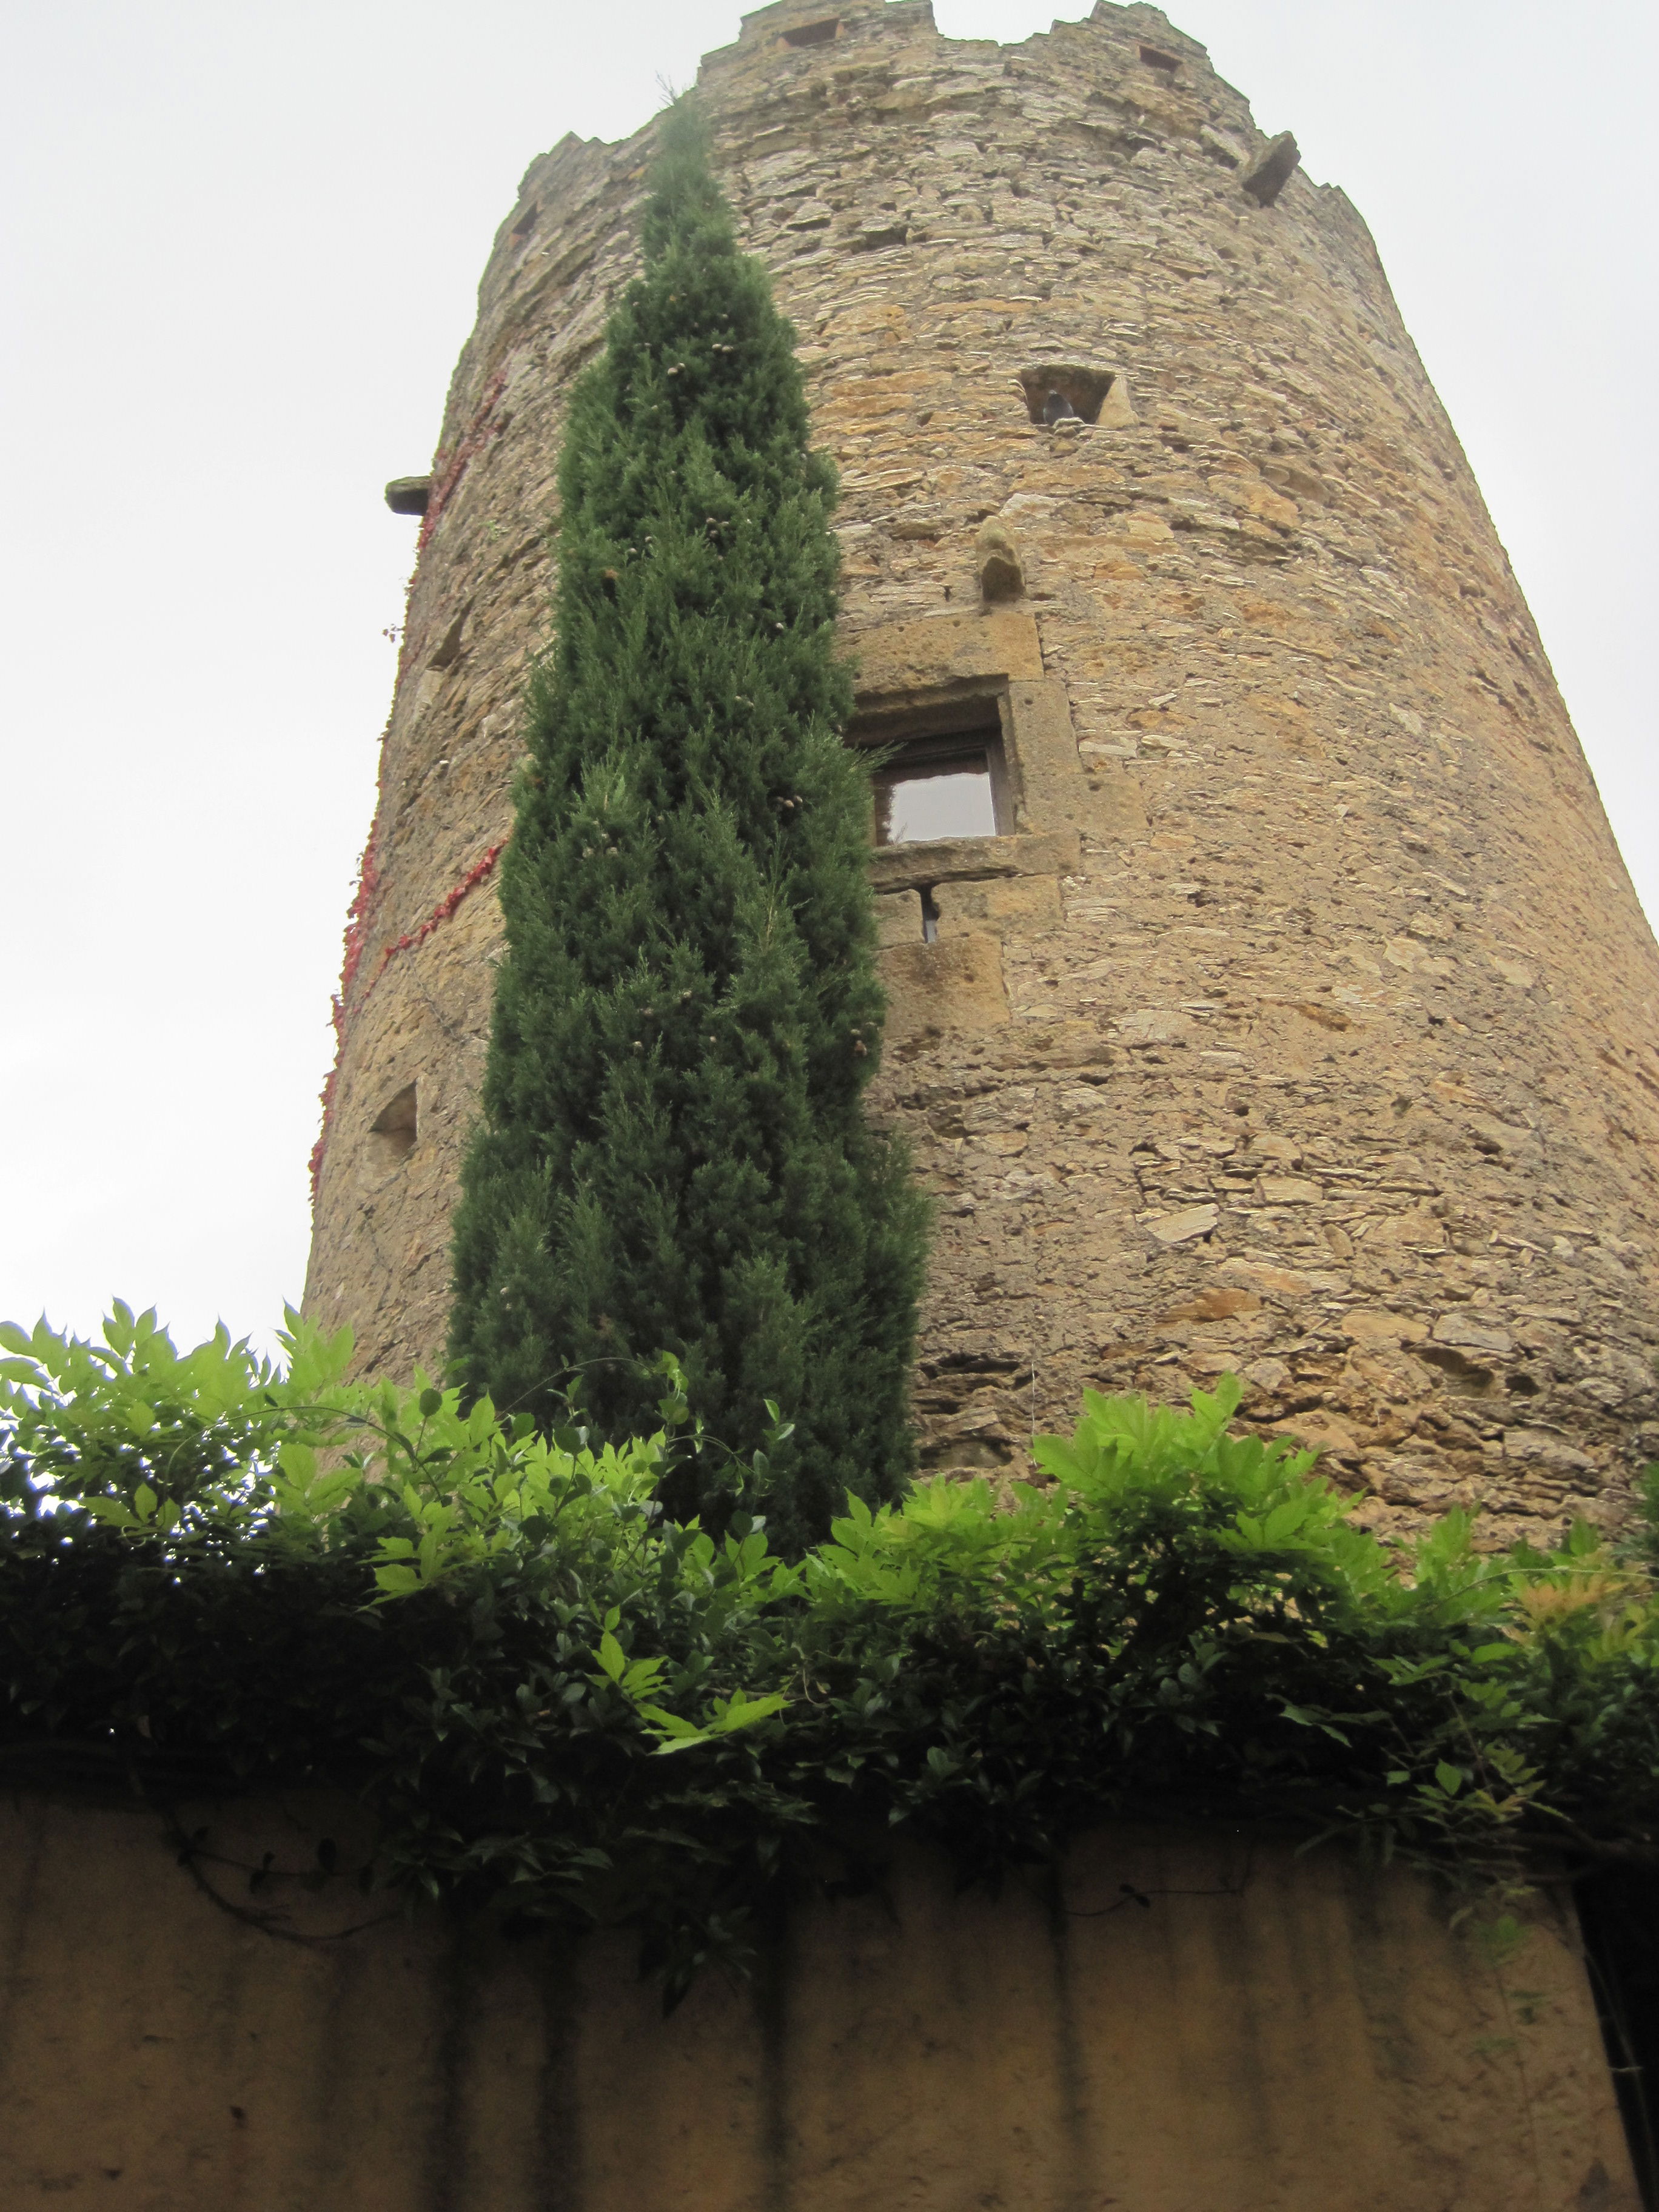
1241 132 1301 209
975 518 1025 604
429 606 469 671
386 477 432 516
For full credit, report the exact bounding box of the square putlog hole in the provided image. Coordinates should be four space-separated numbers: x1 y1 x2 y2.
1017 365 1117 426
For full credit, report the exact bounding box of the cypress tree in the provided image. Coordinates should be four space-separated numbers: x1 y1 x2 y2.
447 104 928 1553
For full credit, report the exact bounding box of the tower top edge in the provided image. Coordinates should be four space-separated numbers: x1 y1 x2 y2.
714 0 1211 68
504 2 1259 226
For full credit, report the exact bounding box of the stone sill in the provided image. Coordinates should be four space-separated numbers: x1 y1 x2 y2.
868 828 1079 893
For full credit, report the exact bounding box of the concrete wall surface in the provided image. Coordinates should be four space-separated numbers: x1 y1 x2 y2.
0 1789 1638 2210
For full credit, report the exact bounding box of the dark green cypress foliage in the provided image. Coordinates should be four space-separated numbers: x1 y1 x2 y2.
447 104 929 1553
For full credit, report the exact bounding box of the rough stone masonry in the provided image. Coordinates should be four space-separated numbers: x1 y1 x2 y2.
303 0 1659 1547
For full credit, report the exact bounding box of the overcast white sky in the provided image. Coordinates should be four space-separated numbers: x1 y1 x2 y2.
3 0 1654 1358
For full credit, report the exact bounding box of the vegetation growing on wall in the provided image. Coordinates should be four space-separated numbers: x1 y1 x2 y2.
5 1307 1659 2000
446 102 927 1553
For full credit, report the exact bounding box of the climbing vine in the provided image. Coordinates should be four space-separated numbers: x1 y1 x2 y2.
309 837 507 1200
308 828 383 1199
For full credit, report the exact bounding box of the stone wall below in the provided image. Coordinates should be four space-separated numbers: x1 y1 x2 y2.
0 1789 1638 2210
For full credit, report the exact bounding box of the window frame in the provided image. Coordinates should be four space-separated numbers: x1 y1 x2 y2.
848 689 1018 851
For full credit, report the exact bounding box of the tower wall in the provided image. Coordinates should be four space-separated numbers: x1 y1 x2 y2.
304 0 1659 1544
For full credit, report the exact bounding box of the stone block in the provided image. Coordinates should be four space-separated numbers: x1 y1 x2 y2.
874 888 924 945
1241 130 1301 207
879 933 1010 1044
868 828 1080 894
1005 679 1090 836
849 609 1043 702
931 874 1061 937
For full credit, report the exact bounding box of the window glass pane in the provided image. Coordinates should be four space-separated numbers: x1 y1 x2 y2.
876 754 997 844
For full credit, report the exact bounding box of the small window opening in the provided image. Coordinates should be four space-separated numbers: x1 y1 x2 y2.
876 742 998 844
1017 364 1116 426
509 205 538 243
851 697 1013 848
920 887 941 943
369 1082 418 1167
871 723 1012 845
1138 43 1181 73
780 16 839 45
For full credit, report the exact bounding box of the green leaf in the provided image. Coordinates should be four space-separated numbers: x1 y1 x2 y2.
1434 1761 1466 1797
651 1731 712 1757
706 1690 788 1734
638 1704 705 1741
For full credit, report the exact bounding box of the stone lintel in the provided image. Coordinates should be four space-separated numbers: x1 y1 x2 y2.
868 827 1080 894
848 609 1044 701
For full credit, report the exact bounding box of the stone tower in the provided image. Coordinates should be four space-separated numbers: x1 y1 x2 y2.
304 0 1659 1546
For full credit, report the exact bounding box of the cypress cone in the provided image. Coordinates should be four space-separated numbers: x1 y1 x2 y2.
447 103 929 1552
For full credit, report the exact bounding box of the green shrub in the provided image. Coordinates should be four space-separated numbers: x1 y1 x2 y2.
446 101 927 1552
5 1305 1658 2002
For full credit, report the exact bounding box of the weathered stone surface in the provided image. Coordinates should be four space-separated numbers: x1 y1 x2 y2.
851 606 1042 695
882 931 1011 1043
305 0 1659 1548
874 888 924 945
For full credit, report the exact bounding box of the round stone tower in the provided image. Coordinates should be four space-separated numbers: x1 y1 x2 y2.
304 0 1659 1545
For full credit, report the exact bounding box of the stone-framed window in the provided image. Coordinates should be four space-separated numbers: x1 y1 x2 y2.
843 609 1088 865
842 615 1092 974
